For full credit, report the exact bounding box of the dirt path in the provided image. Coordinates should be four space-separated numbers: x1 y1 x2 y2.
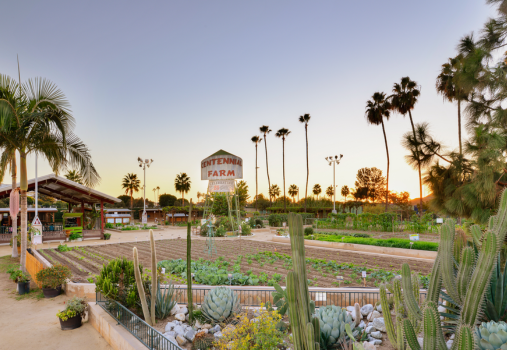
0 256 112 349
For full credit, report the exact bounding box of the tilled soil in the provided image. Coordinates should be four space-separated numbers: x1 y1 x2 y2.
39 239 433 286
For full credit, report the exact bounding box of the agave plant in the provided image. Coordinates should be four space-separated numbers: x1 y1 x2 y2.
201 287 241 322
476 321 507 350
146 282 179 320
316 305 354 349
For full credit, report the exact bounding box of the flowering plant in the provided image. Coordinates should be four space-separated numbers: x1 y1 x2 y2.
36 265 71 289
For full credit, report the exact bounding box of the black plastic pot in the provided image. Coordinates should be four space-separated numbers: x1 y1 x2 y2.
18 281 30 295
59 314 82 330
42 285 62 298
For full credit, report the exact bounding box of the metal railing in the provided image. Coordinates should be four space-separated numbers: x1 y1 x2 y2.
96 292 183 350
43 223 63 232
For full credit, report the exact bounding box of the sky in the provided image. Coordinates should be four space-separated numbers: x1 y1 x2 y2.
0 0 499 203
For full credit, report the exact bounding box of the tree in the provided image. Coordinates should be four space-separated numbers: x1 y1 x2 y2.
326 185 334 201
122 173 140 209
269 184 281 201
365 92 391 211
65 170 83 184
260 125 272 202
390 77 422 216
0 74 99 272
275 128 291 212
252 193 270 212
299 114 311 212
117 195 130 207
159 193 177 207
174 173 191 206
354 167 386 203
288 184 299 203
312 184 322 200
235 180 250 208
251 136 262 211
341 185 350 202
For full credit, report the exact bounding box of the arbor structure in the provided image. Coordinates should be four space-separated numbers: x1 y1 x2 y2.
365 92 391 211
122 173 141 209
298 114 311 212
259 126 272 202
251 135 262 210
174 173 191 206
275 128 291 212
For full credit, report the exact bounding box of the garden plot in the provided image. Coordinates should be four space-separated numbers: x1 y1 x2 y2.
314 229 441 243
38 239 434 287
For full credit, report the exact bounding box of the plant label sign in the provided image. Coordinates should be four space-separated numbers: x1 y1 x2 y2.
142 213 147 224
409 234 420 241
282 222 286 227
208 179 235 193
161 268 166 274
336 276 344 281
362 271 367 278
436 218 444 224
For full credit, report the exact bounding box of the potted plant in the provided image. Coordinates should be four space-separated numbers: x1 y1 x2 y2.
69 232 83 242
7 266 31 294
56 297 88 330
103 233 111 240
36 264 72 298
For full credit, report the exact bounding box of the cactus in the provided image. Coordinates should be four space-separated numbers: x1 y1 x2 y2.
485 253 507 322
345 324 365 350
476 321 507 350
149 229 157 326
380 278 405 350
286 213 320 350
316 305 354 348
201 286 241 322
134 246 152 326
187 199 193 323
192 332 214 350
354 303 361 327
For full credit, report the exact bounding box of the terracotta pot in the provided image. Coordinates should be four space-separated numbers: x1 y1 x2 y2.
59 314 82 330
42 285 62 298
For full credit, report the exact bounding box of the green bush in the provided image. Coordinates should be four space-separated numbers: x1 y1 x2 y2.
105 223 114 229
304 227 314 236
314 234 438 251
241 223 251 236
268 213 314 227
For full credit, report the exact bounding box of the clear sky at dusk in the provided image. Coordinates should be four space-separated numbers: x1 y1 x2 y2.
0 0 498 202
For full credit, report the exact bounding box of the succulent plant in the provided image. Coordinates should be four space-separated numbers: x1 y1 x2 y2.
477 321 507 350
316 305 354 348
201 286 241 322
192 332 214 350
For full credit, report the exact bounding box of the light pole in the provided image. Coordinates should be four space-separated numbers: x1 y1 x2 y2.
138 157 154 223
325 155 343 214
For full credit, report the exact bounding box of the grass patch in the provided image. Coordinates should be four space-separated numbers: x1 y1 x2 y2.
313 234 439 251
0 255 20 273
14 288 45 301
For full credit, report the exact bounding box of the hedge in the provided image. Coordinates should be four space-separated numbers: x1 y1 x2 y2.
313 234 439 251
268 213 315 227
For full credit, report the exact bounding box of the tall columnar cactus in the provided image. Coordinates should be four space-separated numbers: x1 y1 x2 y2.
134 246 152 326
286 213 320 350
380 279 405 350
187 199 193 323
149 229 157 326
403 190 507 350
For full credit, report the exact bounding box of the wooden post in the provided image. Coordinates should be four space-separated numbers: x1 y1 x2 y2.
100 200 104 239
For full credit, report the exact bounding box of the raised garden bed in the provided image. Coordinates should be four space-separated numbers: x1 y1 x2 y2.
310 233 439 251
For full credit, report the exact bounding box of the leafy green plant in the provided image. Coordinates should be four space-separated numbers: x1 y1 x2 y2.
36 265 71 289
69 232 83 240
56 296 88 320
7 266 30 283
57 244 72 252
304 227 314 235
271 283 289 315
95 257 138 308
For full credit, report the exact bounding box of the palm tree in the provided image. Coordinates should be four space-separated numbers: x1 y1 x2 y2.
313 184 322 200
122 173 141 209
298 114 311 212
269 184 281 201
326 185 334 201
0 74 99 272
436 55 467 155
251 136 263 211
365 92 391 212
65 169 83 184
390 77 423 216
174 173 191 206
153 188 157 205
341 185 350 202
275 128 291 212
259 126 272 202
288 184 298 203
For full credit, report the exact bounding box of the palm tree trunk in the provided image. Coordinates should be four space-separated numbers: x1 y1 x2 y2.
182 192 184 206
20 152 27 272
264 133 271 203
11 155 18 258
130 189 133 209
305 124 309 213
408 110 423 217
381 120 389 212
458 99 462 155
283 138 286 212
255 144 258 211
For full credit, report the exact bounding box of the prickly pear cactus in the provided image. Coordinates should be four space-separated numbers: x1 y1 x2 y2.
477 321 507 350
316 305 354 347
201 286 241 322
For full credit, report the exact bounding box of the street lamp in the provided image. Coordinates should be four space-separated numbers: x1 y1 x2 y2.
325 155 343 214
138 157 154 223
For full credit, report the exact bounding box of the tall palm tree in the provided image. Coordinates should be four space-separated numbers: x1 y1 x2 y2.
288 184 298 203
390 77 423 216
153 188 157 205
251 136 262 211
326 185 334 201
269 184 281 201
275 128 291 212
313 184 322 200
122 173 140 209
174 173 191 206
0 74 99 272
65 169 83 184
259 126 272 202
365 92 391 212
341 185 350 202
298 114 311 212
436 55 467 155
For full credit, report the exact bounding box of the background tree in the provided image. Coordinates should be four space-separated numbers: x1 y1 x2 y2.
117 195 130 207
312 184 322 200
269 184 281 201
251 135 262 211
259 125 272 202
65 170 83 184
122 173 140 209
275 128 291 212
174 173 191 206
159 193 177 207
288 184 299 203
390 76 423 215
252 193 270 212
354 167 386 203
365 92 391 211
299 113 311 212
341 185 350 202
235 180 250 208
326 185 334 201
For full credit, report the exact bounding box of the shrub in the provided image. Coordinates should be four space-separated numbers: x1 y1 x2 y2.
315 235 438 251
104 233 111 240
352 233 370 238
95 257 139 308
241 223 251 236
304 227 314 236
268 213 314 227
69 232 82 240
105 223 114 229
255 218 264 228
7 266 30 283
57 244 72 252
36 265 72 289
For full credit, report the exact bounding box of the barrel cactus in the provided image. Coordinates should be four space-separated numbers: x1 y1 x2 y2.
316 305 354 347
477 321 507 350
201 287 241 322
